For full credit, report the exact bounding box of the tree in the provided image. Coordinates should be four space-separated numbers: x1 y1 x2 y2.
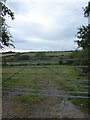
75 25 90 49
75 2 90 49
83 1 90 17
73 2 90 75
0 1 14 49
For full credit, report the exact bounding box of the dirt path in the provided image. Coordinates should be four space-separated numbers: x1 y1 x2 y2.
2 82 88 118
2 94 88 118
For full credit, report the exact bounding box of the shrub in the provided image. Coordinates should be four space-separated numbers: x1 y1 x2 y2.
15 55 30 60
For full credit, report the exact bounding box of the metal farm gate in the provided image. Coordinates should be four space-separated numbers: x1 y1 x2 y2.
1 56 90 99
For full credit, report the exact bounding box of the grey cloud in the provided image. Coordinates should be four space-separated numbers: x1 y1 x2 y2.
5 1 88 51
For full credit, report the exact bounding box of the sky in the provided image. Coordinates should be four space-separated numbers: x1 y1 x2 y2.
1 0 89 52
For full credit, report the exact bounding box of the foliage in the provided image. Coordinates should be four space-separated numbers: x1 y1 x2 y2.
83 1 90 17
74 2 89 75
75 25 90 49
34 52 47 60
71 49 88 63
0 1 14 49
69 48 89 75
15 54 30 61
75 2 90 49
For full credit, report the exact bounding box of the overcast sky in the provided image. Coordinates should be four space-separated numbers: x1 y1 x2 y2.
1 0 89 52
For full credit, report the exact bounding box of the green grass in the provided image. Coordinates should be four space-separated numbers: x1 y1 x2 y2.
2 66 42 103
22 52 36 57
55 66 88 112
45 51 73 56
19 94 43 103
19 51 73 58
2 51 88 111
57 67 88 92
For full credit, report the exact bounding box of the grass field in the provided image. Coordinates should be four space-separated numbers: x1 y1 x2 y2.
2 51 89 111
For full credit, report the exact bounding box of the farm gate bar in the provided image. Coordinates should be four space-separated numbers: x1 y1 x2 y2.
0 56 89 99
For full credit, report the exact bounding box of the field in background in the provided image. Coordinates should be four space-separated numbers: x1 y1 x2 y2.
1 51 89 112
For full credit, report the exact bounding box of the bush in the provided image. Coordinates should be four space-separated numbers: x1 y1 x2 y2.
15 55 30 60
34 52 47 60
69 48 89 75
